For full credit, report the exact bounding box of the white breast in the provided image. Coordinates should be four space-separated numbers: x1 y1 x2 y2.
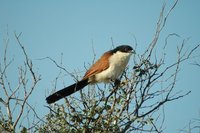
95 51 132 83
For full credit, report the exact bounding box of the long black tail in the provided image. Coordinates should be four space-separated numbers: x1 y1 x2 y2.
46 79 89 104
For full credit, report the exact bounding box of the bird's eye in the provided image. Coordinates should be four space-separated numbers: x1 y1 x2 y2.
124 47 129 52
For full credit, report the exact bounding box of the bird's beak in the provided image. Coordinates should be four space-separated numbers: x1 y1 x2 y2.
130 50 136 54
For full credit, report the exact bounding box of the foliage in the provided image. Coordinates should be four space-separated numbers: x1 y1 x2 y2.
35 1 199 132
0 33 41 132
0 0 199 132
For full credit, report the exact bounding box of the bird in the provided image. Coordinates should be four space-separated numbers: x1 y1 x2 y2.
46 45 134 104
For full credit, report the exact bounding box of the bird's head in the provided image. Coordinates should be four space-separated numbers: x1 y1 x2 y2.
112 45 135 54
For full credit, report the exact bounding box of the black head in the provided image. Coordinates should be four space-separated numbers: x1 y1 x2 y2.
112 45 133 53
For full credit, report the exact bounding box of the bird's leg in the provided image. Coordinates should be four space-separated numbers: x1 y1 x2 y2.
114 79 121 87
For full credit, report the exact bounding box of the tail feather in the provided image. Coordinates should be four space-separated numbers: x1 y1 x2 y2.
46 79 89 104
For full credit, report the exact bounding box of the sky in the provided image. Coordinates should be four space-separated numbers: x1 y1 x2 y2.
0 0 200 132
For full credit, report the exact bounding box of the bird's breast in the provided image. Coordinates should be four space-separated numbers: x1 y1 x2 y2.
94 51 132 83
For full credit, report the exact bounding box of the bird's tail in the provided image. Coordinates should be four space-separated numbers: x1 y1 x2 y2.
46 79 89 104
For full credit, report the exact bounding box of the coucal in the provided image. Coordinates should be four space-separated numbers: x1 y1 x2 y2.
46 45 134 104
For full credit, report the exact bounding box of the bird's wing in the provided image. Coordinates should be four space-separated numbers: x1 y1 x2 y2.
83 51 112 79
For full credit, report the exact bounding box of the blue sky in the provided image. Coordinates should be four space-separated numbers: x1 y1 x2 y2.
0 0 200 132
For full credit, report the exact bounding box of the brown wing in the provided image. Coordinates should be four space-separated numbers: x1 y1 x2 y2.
83 51 112 79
